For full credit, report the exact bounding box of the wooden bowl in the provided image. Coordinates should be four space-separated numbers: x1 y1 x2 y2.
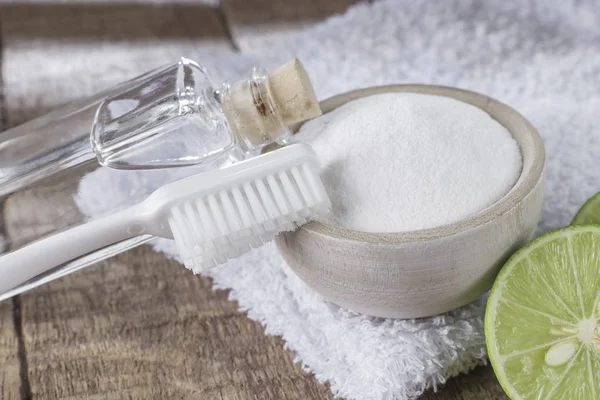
275 85 546 319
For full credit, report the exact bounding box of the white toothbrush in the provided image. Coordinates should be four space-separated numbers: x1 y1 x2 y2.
0 144 330 295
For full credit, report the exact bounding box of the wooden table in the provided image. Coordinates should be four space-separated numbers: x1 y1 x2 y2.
0 2 509 398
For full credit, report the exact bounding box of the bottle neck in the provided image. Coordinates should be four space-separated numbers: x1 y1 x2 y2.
219 66 292 153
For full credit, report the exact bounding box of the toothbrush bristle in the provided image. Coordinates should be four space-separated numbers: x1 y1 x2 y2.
167 159 330 274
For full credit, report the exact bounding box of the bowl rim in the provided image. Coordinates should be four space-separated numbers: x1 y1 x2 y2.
294 84 546 244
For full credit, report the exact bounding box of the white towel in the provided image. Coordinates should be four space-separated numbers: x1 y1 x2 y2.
74 1 600 399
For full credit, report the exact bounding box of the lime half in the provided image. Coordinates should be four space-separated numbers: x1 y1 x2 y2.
485 225 600 400
572 191 600 225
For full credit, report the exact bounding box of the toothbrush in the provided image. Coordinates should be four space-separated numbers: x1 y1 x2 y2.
0 144 330 295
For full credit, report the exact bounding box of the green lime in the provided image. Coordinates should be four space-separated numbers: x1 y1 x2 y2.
572 191 600 225
485 225 600 400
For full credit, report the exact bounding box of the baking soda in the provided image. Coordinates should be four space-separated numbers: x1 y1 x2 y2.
293 93 522 232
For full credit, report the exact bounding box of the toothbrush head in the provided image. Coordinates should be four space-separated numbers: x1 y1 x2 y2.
158 144 330 273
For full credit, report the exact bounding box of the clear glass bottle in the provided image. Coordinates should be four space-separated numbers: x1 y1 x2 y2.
0 57 320 300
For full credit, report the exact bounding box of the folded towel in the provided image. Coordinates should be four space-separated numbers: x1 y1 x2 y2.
74 1 600 399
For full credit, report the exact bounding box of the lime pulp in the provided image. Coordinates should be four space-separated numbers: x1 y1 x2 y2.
485 225 600 400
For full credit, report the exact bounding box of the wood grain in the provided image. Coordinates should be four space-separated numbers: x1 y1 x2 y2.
0 300 20 400
18 246 333 400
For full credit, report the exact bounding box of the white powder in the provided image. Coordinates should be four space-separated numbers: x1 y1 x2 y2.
294 93 522 233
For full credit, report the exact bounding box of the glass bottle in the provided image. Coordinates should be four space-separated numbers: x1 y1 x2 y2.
0 57 320 300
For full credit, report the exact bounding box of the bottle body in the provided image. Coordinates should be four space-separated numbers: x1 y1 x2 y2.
0 58 268 299
91 58 240 170
0 56 320 300
0 58 246 196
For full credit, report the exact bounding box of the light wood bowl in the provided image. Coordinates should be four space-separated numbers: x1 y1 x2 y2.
275 85 546 319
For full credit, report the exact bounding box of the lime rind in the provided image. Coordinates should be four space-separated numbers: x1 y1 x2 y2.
485 224 600 400
572 191 600 225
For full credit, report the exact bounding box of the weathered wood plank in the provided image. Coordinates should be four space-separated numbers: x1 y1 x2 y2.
18 246 333 399
0 3 233 126
221 0 361 51
0 300 20 400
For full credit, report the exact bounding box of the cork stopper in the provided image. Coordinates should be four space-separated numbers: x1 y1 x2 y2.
221 58 322 151
268 58 322 126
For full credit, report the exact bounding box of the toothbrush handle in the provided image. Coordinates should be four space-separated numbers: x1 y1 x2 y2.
0 208 136 295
